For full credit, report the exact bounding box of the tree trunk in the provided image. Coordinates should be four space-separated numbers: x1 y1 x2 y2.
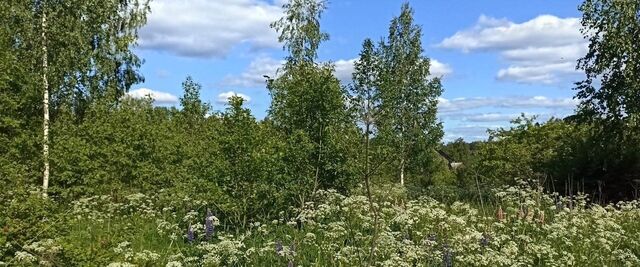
400 157 405 186
312 126 323 195
364 113 379 265
41 1 50 197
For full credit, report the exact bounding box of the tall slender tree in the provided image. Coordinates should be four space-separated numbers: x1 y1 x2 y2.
41 0 50 196
377 3 444 186
269 0 355 197
349 38 382 264
350 39 380 191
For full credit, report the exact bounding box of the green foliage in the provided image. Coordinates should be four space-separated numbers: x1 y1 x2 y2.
179 76 209 119
268 0 358 194
271 0 329 64
576 0 640 133
0 0 150 194
474 116 575 186
572 0 640 199
376 3 444 185
2 0 640 265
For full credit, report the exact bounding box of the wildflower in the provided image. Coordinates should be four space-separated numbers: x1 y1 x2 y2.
496 206 505 222
518 207 526 219
288 260 294 267
480 233 490 247
166 261 183 267
205 209 215 241
428 234 437 242
275 240 283 254
187 224 195 243
442 244 453 267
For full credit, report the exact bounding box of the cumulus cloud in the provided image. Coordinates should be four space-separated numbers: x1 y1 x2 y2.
221 56 284 88
429 59 453 78
216 91 251 104
222 55 451 88
127 88 179 104
139 0 282 58
335 58 452 81
438 96 578 113
333 59 357 82
438 15 587 84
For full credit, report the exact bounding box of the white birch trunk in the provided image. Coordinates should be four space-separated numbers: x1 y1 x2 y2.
42 2 50 197
400 157 405 186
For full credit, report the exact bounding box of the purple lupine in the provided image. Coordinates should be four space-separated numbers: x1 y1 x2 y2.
288 260 294 267
480 233 490 247
275 240 283 253
289 242 296 253
205 208 215 241
187 224 195 244
442 244 453 267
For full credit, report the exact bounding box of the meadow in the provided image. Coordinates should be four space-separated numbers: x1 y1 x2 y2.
4 180 640 266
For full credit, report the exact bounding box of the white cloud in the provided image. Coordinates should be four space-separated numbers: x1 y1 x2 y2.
222 56 451 88
333 58 357 82
463 113 521 122
438 15 587 84
438 96 578 113
332 57 452 83
444 125 502 142
496 62 578 84
221 56 284 88
139 0 282 58
127 88 179 104
429 59 453 78
441 112 562 122
216 91 251 104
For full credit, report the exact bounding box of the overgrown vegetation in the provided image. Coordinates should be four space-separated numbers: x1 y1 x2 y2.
1 0 639 266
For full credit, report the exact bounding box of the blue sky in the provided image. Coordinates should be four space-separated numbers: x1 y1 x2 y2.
129 0 587 141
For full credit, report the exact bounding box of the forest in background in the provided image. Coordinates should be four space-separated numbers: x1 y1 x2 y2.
1 0 639 265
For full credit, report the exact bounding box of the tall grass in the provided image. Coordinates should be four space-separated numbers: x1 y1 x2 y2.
5 181 640 266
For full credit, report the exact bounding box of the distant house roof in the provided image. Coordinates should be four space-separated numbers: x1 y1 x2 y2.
436 149 463 170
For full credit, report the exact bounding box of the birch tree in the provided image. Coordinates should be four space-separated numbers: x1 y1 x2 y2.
40 0 50 196
268 0 356 197
377 3 444 186
1 0 150 195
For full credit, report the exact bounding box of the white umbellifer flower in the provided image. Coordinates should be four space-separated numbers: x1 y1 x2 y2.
106 262 136 267
14 251 36 263
304 232 316 242
183 210 199 223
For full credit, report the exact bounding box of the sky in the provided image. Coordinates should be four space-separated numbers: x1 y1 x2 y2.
129 0 588 142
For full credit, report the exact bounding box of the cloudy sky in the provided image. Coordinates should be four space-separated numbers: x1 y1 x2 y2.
129 0 587 141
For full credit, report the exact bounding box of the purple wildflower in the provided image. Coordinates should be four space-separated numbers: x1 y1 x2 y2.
205 208 215 241
442 244 453 267
187 224 195 243
275 240 283 253
556 200 564 210
480 233 490 247
289 242 296 253
288 261 294 267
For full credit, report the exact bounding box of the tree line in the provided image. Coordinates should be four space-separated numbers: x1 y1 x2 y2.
1 0 639 228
